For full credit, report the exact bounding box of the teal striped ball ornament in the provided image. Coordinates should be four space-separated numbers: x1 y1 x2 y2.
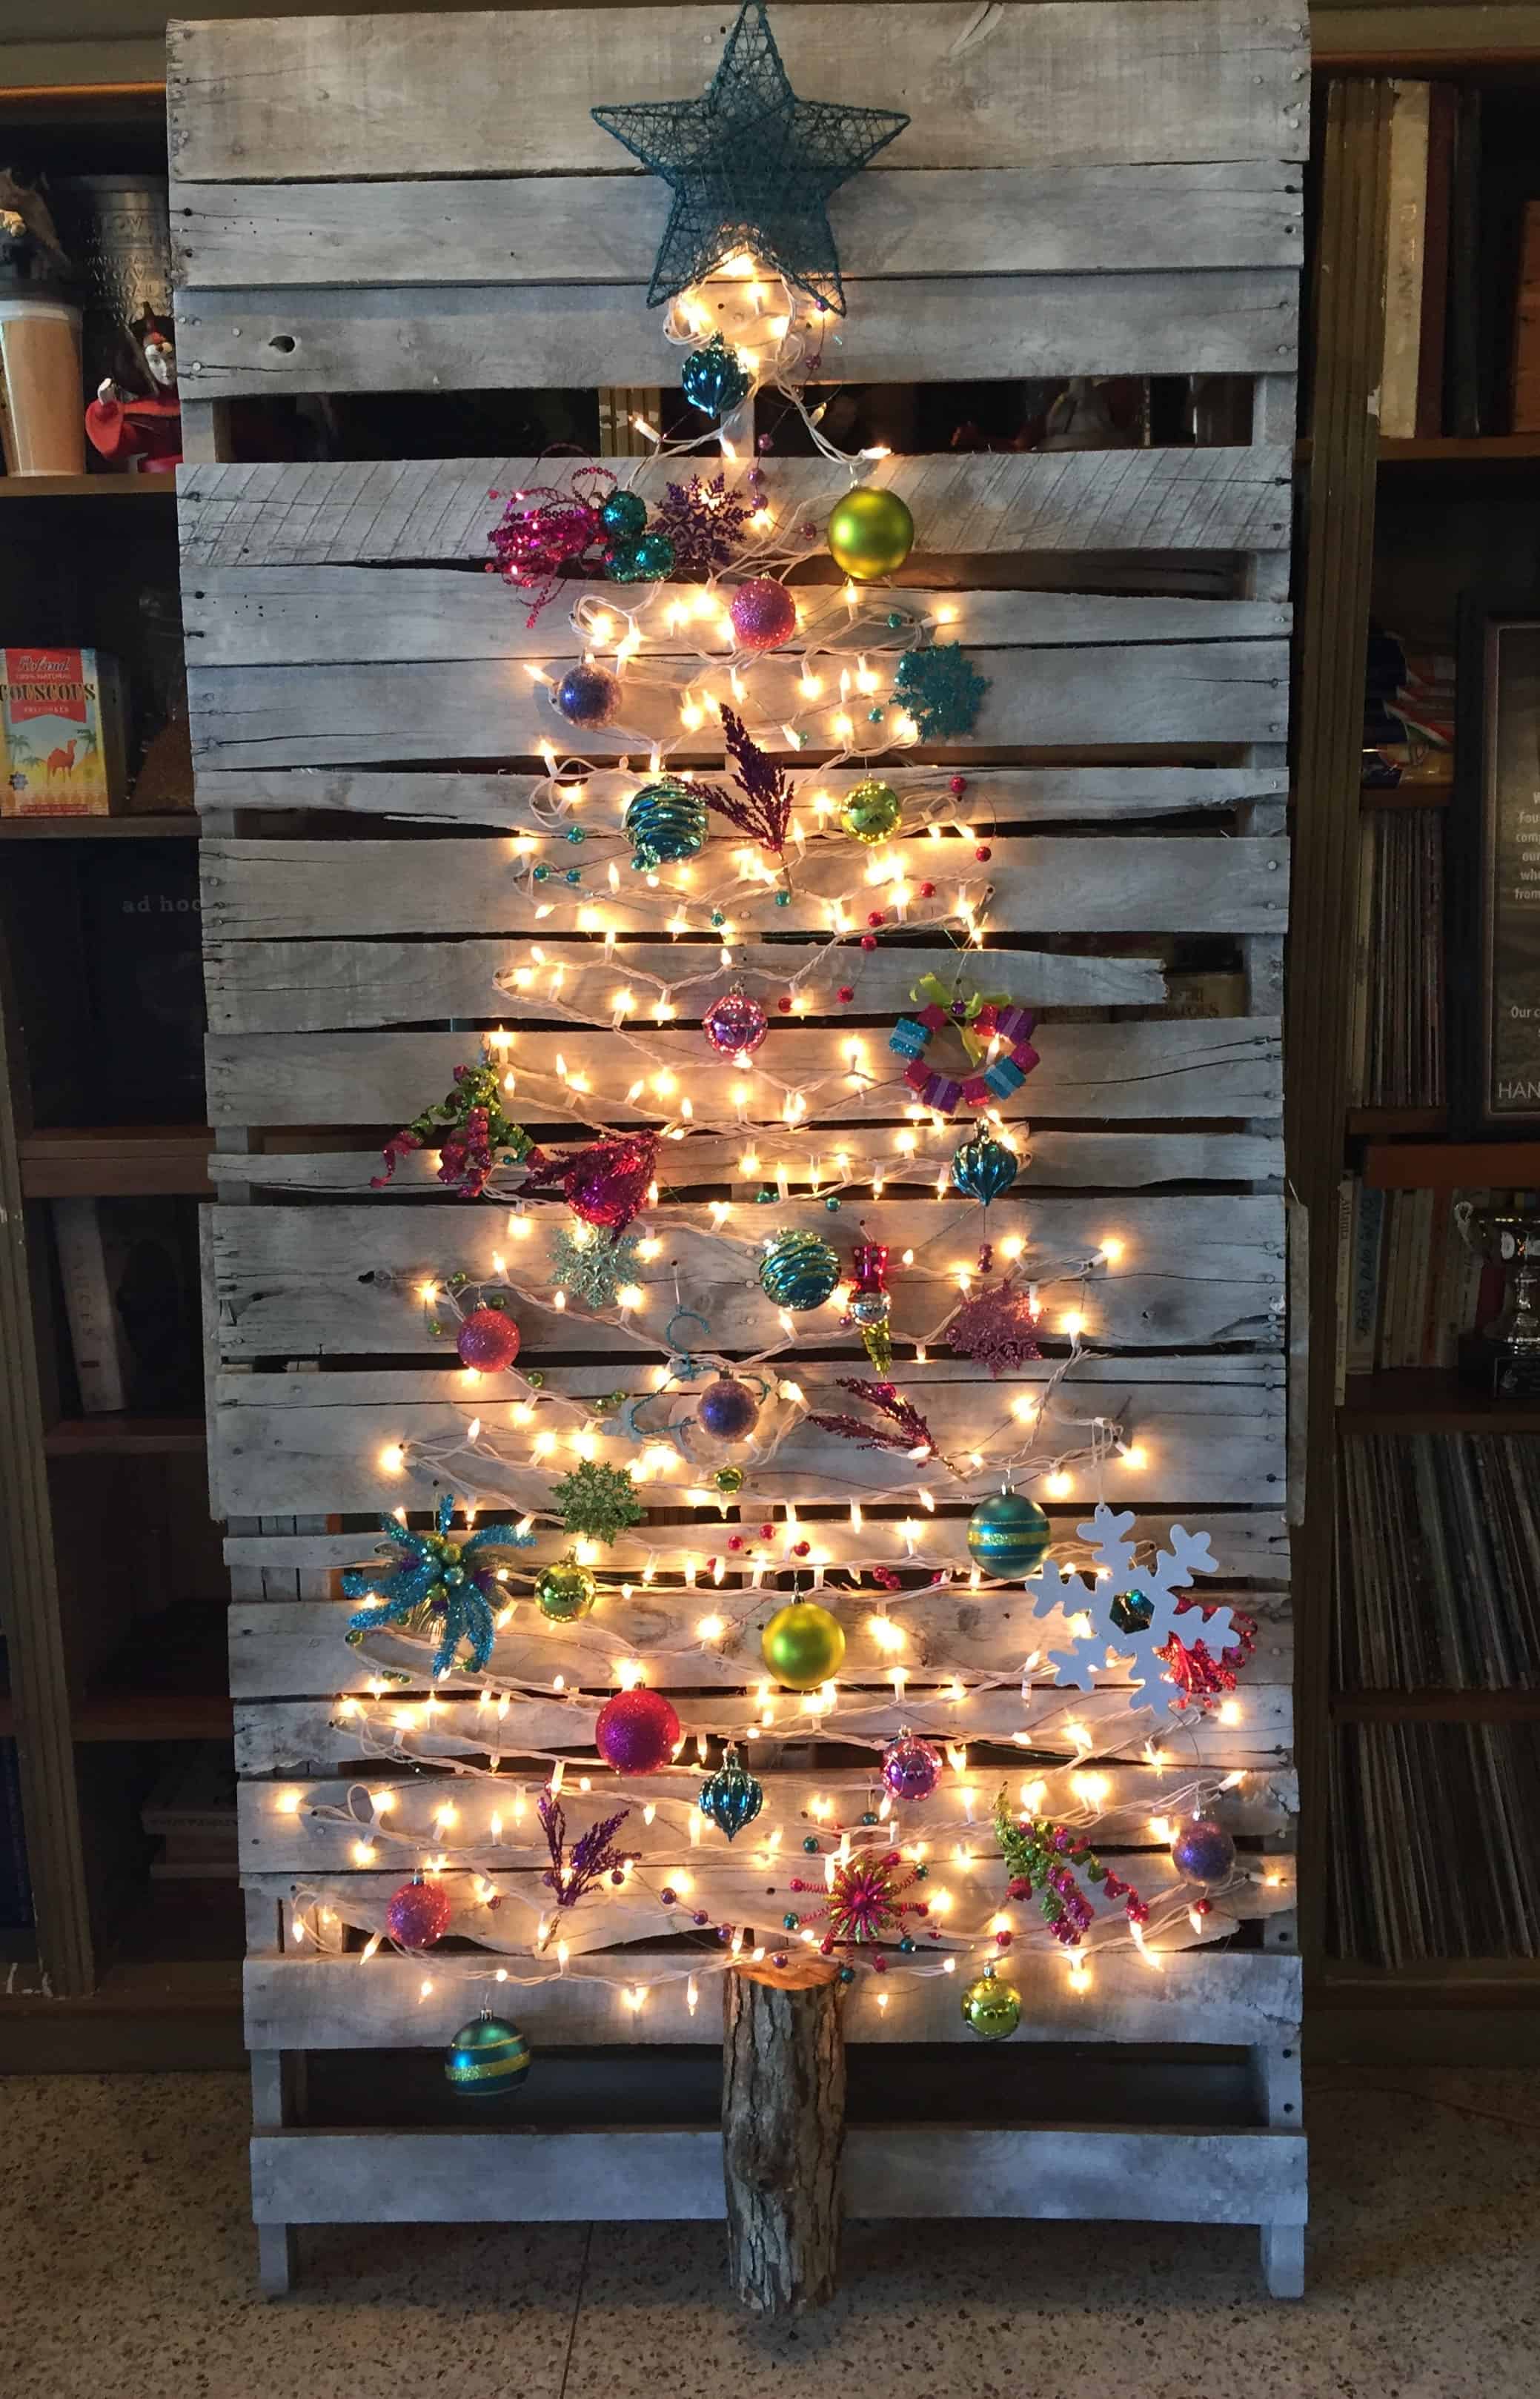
444 2011 531 2097
966 1490 1052 1578
759 1229 840 1312
625 777 708 869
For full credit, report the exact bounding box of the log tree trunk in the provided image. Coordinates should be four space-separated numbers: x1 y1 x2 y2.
721 1954 845 2315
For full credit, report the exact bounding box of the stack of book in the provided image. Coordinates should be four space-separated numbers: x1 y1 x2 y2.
1349 811 1447 1106
1335 1181 1513 1384
1335 1433 1540 1688
1330 1722 1540 1966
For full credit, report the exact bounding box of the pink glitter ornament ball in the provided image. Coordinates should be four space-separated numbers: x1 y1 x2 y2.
385 1876 453 1949
457 1306 520 1372
728 577 798 652
595 1687 682 1776
881 1728 943 1802
702 986 769 1060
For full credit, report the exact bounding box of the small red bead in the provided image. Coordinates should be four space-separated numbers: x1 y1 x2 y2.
793 1540 810 1556
860 935 877 952
760 1524 774 1539
974 845 992 862
777 996 792 1013
995 1929 1013 1949
837 985 854 1003
867 909 886 927
873 1953 888 1971
728 1535 744 1551
920 881 936 899
949 775 968 796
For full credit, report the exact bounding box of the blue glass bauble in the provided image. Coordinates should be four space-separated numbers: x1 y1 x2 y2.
698 1744 764 1842
951 1131 1019 1205
625 778 708 867
697 1373 760 1442
681 332 751 417
1169 1816 1237 1888
554 660 623 729
608 530 676 584
758 1230 840 1312
599 489 648 540
966 1491 1051 1578
444 2012 531 2094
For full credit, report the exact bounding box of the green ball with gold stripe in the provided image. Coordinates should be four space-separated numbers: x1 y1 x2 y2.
444 2011 531 2096
966 1490 1051 1579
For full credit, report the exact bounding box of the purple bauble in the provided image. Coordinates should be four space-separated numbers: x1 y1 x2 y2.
728 576 799 653
702 987 769 1061
595 1687 681 1776
881 1730 943 1803
1169 1816 1237 1888
457 1305 521 1372
697 1373 760 1443
385 1877 452 1949
554 660 623 729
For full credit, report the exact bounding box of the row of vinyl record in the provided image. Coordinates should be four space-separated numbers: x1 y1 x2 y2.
1334 1181 1523 1390
1348 809 1446 1107
1335 1434 1540 1692
1329 1722 1540 1968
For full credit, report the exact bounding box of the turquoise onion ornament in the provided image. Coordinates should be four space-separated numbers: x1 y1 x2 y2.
966 1490 1051 1578
444 2010 531 2095
759 1228 840 1311
698 1742 764 1842
625 777 708 869
682 331 751 417
950 1130 1019 1206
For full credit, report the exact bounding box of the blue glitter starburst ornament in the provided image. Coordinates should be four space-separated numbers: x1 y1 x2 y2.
894 643 991 740
550 1228 643 1313
592 1 909 315
342 1496 534 1677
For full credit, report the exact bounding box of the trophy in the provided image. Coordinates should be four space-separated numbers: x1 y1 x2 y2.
1454 1203 1540 1400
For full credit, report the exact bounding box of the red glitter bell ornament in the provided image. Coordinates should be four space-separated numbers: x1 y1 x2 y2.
457 1305 521 1372
520 1130 658 1240
728 576 799 652
702 985 769 1061
385 1874 453 1949
595 1686 682 1775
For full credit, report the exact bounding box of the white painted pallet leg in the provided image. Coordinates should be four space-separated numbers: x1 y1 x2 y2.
1250 2035 1305 2297
251 2048 304 2295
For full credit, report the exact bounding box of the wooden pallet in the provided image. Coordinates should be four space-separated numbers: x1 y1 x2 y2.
172 0 1307 2298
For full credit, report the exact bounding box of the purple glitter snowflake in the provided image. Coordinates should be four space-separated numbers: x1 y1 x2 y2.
650 474 751 577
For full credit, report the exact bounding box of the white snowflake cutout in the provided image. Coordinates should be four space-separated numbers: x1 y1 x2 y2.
1020 1503 1234 1722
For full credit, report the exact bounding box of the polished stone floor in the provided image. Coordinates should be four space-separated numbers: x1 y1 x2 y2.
4 2066 1537 2398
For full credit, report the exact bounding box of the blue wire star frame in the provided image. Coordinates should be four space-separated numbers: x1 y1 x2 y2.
592 0 909 314
343 1496 534 1678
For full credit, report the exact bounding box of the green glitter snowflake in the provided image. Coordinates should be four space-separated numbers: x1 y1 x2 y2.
550 1459 646 1544
550 1229 643 1313
894 642 990 739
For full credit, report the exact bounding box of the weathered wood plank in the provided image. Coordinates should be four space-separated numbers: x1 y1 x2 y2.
174 162 1304 288
205 1019 1284 1129
167 7 1310 185
200 834 1290 940
243 1945 1301 2049
176 452 1294 566
211 1194 1285 1357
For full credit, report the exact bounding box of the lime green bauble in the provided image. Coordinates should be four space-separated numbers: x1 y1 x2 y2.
960 1971 1021 2041
826 485 915 580
762 1600 846 1690
534 1553 597 1622
444 2011 531 2092
839 777 903 845
966 1490 1052 1578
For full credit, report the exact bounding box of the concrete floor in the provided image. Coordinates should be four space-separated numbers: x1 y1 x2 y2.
4 2067 1538 2398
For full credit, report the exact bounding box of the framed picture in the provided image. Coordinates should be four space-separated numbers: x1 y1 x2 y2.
1449 590 1540 1134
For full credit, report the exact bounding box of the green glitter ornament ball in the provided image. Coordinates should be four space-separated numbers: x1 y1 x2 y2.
534 1553 598 1622
762 1600 846 1690
966 1491 1051 1578
758 1229 840 1312
444 2011 532 2093
839 777 903 845
826 485 914 580
960 1971 1021 2042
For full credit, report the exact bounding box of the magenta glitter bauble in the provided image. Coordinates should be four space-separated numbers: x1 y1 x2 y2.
696 1373 760 1443
880 1730 943 1802
554 660 623 729
702 987 769 1060
385 1877 453 1949
457 1306 521 1372
1169 1816 1237 1888
595 1686 682 1776
728 576 798 652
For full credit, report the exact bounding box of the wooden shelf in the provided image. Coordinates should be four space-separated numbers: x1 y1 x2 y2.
0 474 177 501
0 812 197 841
1338 1368 1540 1433
1363 1136 1540 1189
1360 780 1453 809
1378 434 1540 465
1332 1688 1540 1722
42 1415 206 1458
73 1692 233 1742
1321 1957 1540 2003
19 1125 213 1198
1347 1105 1447 1137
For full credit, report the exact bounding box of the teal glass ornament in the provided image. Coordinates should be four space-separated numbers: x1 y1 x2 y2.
759 1228 840 1312
682 331 751 417
608 529 677 584
951 1130 1018 1205
625 778 708 869
600 489 648 540
966 1490 1051 1578
699 1742 764 1842
444 2011 531 2095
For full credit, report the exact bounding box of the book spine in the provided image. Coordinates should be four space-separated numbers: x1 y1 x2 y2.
49 1196 127 1413
1335 1176 1355 1404
1348 1183 1386 1374
1381 82 1433 441
1415 84 1456 438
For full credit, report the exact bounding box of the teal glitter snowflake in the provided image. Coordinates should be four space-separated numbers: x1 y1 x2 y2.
894 643 990 739
550 1460 646 1544
550 1229 643 1313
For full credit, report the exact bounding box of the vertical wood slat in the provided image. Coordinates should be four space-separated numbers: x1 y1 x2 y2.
1286 78 1395 1975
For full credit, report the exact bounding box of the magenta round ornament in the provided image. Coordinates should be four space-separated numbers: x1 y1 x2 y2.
385 1875 452 1949
1169 1815 1237 1888
702 986 769 1061
457 1305 521 1372
728 576 798 653
595 1686 681 1776
554 660 623 730
880 1728 943 1802
696 1373 760 1443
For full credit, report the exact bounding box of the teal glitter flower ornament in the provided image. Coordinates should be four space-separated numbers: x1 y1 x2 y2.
591 1 909 314
894 643 990 739
342 1496 534 1677
551 1459 646 1544
549 1228 643 1313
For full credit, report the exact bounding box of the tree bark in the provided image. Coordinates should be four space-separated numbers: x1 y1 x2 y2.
721 1954 845 2315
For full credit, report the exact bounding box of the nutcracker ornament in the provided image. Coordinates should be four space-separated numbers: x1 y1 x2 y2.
845 1238 894 1371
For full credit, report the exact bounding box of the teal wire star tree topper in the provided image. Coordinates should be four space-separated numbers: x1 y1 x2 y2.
593 0 909 315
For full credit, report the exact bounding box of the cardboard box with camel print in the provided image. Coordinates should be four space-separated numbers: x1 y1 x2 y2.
1 646 127 816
